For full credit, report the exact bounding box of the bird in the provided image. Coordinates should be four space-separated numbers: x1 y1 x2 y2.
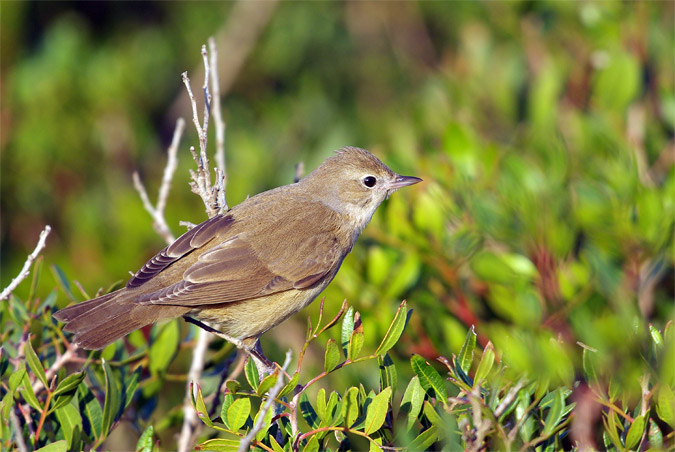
54 146 422 361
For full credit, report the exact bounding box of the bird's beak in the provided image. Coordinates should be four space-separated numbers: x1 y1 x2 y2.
388 175 423 190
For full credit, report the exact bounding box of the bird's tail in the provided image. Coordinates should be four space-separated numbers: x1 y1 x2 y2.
53 289 189 350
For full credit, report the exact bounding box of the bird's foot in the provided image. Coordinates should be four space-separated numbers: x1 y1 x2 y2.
183 316 276 377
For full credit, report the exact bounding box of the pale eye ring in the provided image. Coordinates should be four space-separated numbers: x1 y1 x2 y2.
363 176 377 188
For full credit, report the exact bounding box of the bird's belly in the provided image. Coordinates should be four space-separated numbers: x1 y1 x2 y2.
191 286 324 340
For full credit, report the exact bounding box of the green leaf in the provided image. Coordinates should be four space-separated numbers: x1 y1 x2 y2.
225 380 241 394
602 410 624 450
474 341 494 386
122 366 141 410
101 359 121 436
410 355 447 405
227 397 251 431
341 307 355 358
20 373 42 411
648 419 663 448
650 324 664 348
78 384 103 439
326 391 340 424
191 383 214 427
457 326 476 375
279 372 300 398
375 300 410 356
422 400 443 427
302 435 320 452
348 312 364 360
195 438 239 451
136 425 155 452
0 349 7 378
269 436 286 452
364 387 392 434
34 440 67 452
9 366 26 392
344 387 359 428
408 426 439 450
542 388 565 436
324 338 341 373
315 388 327 424
149 320 180 376
245 357 259 391
656 384 675 427
25 338 48 389
378 354 397 397
53 371 86 397
625 414 646 450
220 393 234 428
55 399 81 449
254 401 275 441
257 371 279 396
300 392 320 429
400 376 424 430
582 347 598 385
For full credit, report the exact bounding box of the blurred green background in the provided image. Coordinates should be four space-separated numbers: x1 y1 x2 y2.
2 1 673 449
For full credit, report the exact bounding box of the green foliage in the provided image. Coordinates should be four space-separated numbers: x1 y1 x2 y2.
2 1 673 450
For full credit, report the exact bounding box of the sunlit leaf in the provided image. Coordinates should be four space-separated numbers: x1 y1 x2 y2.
324 338 341 373
227 397 251 432
245 357 259 391
341 307 355 358
625 414 646 450
457 326 476 375
410 355 447 405
375 300 410 356
400 376 424 431
364 387 392 434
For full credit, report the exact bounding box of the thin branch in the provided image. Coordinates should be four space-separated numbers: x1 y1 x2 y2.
157 118 186 215
177 329 212 452
209 37 227 192
177 39 230 452
238 350 292 452
294 162 305 183
1 225 51 301
132 118 185 244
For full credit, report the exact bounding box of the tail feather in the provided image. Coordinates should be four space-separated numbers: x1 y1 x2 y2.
54 289 189 350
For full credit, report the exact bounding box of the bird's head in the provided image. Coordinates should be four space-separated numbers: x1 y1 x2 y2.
301 146 422 230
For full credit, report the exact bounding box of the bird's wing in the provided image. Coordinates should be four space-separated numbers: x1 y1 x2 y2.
136 203 346 306
126 214 235 289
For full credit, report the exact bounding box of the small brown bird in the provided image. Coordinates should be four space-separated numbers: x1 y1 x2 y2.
54 147 421 356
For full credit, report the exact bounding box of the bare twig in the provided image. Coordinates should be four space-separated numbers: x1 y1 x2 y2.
238 350 293 452
209 37 227 192
132 118 185 244
1 225 51 301
294 162 305 183
177 40 230 452
177 330 212 452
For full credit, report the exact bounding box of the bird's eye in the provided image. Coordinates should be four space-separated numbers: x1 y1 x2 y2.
363 176 377 188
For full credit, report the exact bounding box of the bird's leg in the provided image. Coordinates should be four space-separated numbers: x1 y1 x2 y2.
183 316 275 376
248 338 276 378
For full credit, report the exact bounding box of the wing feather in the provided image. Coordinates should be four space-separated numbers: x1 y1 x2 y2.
127 214 234 289
135 201 348 307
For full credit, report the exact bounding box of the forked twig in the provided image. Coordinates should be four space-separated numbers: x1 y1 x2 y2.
0 225 52 301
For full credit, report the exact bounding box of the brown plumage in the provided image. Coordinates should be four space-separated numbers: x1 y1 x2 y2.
54 147 421 350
